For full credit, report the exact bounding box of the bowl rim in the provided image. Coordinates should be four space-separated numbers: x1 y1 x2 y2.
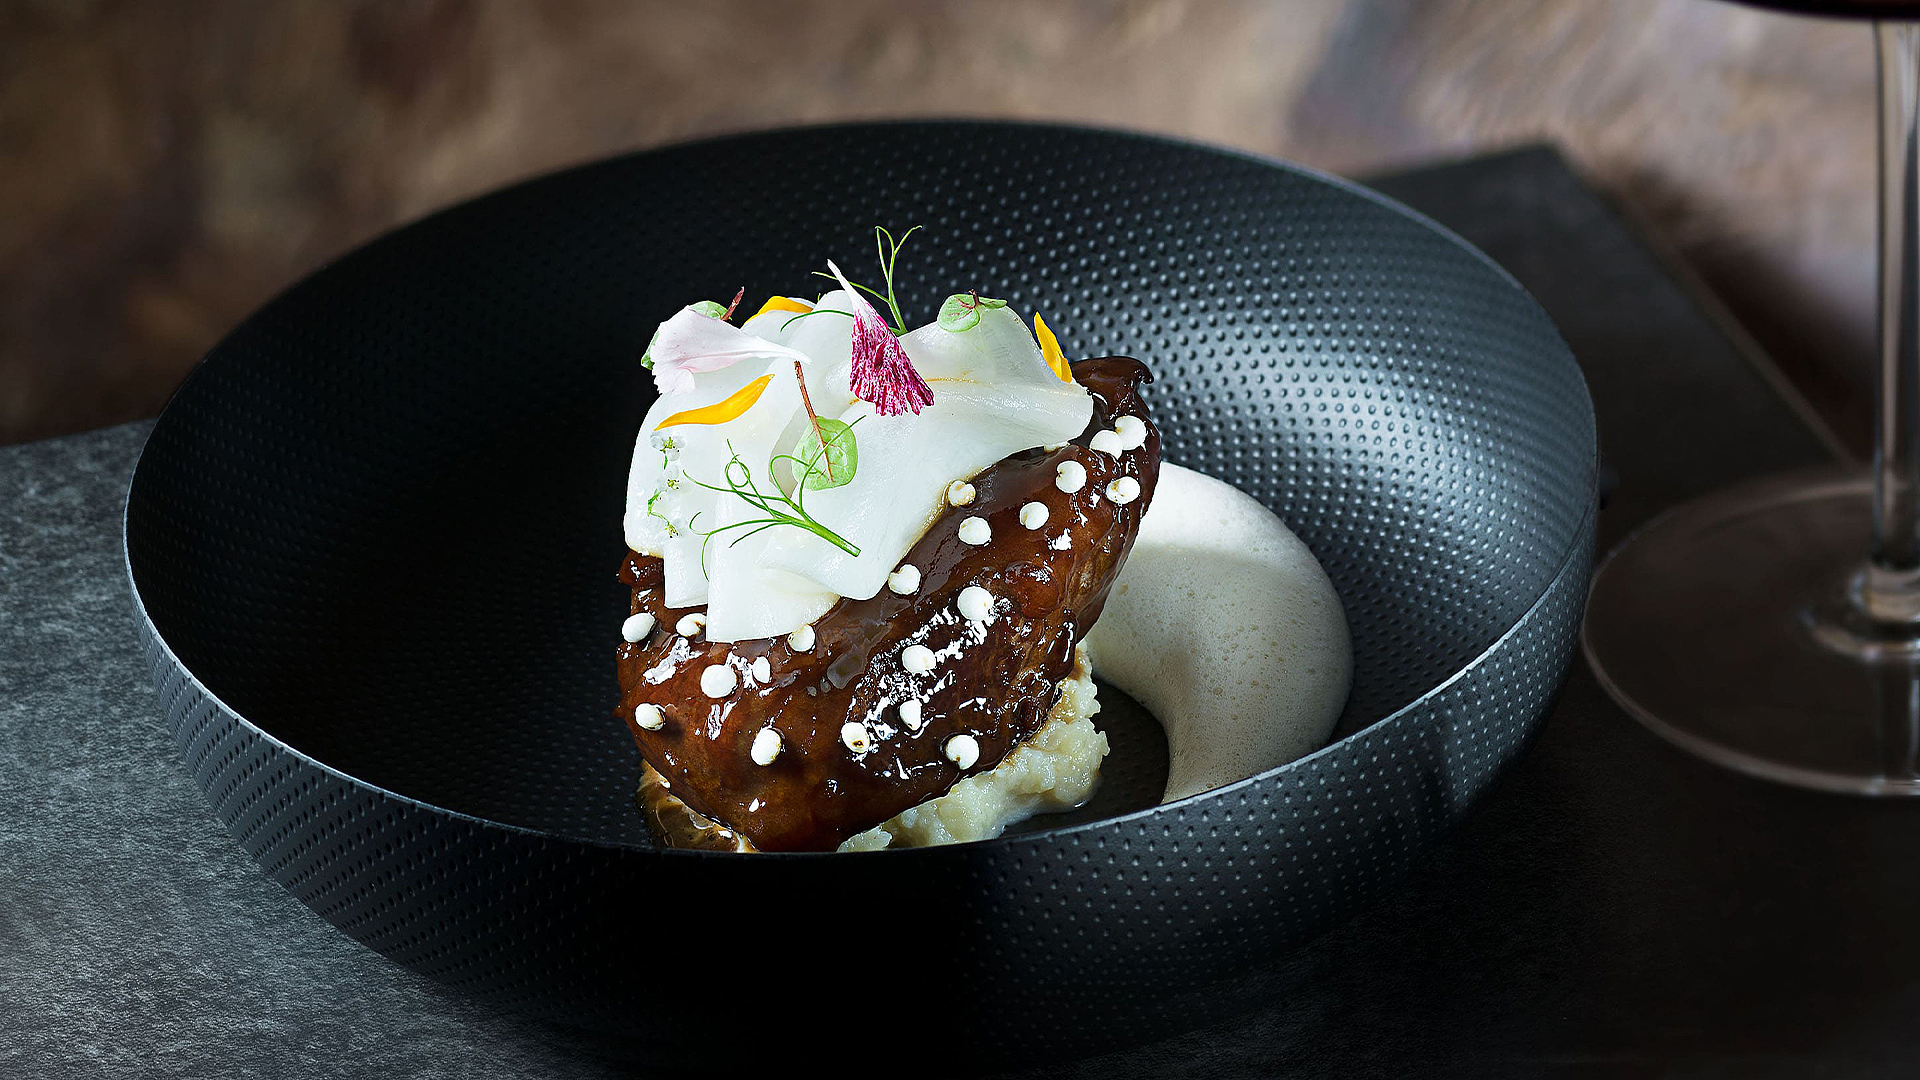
122 117 1600 859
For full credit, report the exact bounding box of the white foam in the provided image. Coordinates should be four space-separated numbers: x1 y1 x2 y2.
1084 463 1352 802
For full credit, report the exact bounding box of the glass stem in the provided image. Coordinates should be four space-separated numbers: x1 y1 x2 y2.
1866 22 1920 625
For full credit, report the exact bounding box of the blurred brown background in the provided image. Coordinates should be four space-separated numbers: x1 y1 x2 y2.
0 0 1879 447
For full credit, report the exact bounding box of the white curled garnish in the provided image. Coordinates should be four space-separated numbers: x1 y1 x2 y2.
956 585 995 624
676 612 706 638
1105 476 1141 505
634 704 665 731
699 664 737 698
1055 460 1088 493
621 612 656 643
901 644 936 674
946 480 976 507
888 564 922 595
957 517 991 546
787 624 816 652
841 721 875 754
1089 430 1124 457
751 656 772 684
944 733 980 770
1113 415 1148 451
750 727 782 766
898 699 924 732
1018 502 1048 530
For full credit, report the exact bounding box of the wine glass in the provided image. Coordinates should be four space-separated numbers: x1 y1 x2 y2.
1584 3 1920 792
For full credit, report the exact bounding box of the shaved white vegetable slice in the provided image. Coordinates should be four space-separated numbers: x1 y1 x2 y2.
624 294 1088 634
696 368 840 641
758 308 1090 600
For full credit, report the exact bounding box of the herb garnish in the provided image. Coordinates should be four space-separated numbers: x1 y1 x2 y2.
684 432 863 573
937 289 1010 332
810 225 922 334
790 359 845 486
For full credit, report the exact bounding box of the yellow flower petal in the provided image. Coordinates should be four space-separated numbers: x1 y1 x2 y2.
655 373 776 429
753 295 813 318
1033 312 1074 383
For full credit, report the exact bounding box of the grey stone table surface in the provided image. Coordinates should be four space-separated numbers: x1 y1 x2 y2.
8 145 1919 1079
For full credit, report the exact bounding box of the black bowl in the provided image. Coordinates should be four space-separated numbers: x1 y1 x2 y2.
125 121 1595 1069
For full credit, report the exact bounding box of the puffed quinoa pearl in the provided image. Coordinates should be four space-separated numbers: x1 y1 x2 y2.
957 585 995 623
841 721 875 754
699 664 737 698
750 727 782 766
944 734 981 770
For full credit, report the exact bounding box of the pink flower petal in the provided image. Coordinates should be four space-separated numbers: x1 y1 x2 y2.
653 365 697 396
827 260 934 417
647 305 808 397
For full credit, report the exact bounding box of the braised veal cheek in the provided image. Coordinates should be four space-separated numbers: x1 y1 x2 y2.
615 358 1159 852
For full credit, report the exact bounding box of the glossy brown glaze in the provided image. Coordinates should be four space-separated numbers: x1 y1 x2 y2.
614 357 1160 851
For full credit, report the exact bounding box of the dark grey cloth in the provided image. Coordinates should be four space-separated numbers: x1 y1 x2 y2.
7 147 1912 1079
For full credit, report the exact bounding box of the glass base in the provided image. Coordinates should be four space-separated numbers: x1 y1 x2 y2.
1584 473 1920 795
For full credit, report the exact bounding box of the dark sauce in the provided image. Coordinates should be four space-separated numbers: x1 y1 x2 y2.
614 358 1160 851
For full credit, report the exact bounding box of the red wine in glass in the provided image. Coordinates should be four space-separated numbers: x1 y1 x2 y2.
1585 4 1920 791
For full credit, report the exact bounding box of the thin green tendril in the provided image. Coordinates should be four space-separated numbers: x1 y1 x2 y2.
808 223 922 334
684 439 861 576
780 308 856 331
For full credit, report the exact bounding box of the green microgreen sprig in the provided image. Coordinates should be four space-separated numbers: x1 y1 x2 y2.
808 224 922 334
787 359 838 485
872 224 919 330
785 416 858 492
780 308 856 332
645 489 674 536
937 289 1010 332
643 435 682 534
684 433 862 575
